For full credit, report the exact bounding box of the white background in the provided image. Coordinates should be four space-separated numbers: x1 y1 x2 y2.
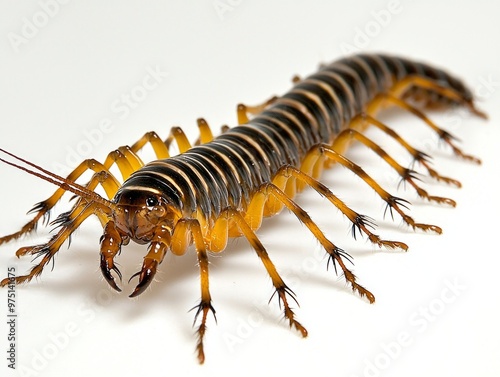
1 1 499 376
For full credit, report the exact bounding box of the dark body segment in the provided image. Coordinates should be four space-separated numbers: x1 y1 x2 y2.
119 54 474 218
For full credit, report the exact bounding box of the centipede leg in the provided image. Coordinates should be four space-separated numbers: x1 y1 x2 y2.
211 208 308 338
381 94 481 164
0 146 145 245
0 201 107 287
164 126 194 152
333 124 456 206
388 74 487 119
360 114 462 187
16 171 118 257
273 165 408 250
237 96 278 124
246 184 375 303
166 117 233 150
190 220 216 364
193 118 215 145
166 218 216 364
312 144 442 234
0 126 193 246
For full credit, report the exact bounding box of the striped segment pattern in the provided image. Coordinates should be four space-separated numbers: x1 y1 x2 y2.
116 54 472 220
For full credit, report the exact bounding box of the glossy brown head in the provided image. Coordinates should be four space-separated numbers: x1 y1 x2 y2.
112 190 179 244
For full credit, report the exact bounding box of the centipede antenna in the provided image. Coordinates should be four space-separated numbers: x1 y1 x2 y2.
0 148 117 211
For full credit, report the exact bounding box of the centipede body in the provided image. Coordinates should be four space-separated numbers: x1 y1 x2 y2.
0 53 486 364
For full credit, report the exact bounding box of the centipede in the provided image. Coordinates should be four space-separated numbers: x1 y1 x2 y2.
0 53 487 363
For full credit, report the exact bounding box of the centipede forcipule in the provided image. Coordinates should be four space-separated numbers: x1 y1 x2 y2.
0 53 487 363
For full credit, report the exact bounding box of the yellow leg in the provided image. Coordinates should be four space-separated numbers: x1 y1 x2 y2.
0 201 108 286
252 183 375 303
147 217 216 364
193 118 215 145
166 118 227 150
387 74 487 119
0 157 124 246
381 94 481 164
333 123 456 206
185 219 216 365
315 144 442 234
0 130 178 246
209 208 308 337
275 165 408 250
0 121 211 247
360 114 462 187
237 96 278 124
164 127 193 153
130 131 171 159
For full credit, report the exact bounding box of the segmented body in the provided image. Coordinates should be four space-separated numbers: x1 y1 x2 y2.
0 53 485 364
119 54 471 224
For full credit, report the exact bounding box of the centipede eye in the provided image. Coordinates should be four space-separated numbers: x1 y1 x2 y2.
146 196 159 208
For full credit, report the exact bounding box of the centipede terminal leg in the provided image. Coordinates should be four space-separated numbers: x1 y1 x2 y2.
388 74 488 119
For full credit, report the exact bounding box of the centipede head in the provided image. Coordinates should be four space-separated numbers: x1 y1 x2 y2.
106 186 185 297
112 189 182 244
